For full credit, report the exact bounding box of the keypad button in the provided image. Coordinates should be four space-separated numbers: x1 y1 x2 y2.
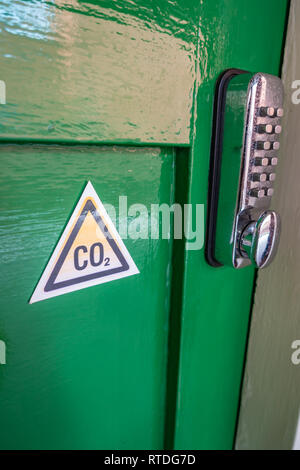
260 106 275 117
276 108 284 117
268 173 276 182
274 125 282 134
256 141 271 150
257 124 273 134
250 188 265 198
270 157 278 166
254 157 269 166
250 173 267 182
272 141 280 150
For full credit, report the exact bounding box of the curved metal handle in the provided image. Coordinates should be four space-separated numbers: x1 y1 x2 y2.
240 211 281 268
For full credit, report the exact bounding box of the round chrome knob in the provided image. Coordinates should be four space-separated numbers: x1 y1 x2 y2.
240 211 281 268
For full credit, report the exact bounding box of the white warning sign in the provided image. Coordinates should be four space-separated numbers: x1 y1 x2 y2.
30 181 139 303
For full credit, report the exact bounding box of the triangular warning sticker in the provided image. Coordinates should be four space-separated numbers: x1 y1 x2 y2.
30 181 139 303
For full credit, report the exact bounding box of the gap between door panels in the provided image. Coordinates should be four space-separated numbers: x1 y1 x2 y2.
163 146 190 450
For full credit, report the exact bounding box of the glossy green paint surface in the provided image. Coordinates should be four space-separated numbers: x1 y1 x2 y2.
0 0 198 144
0 144 174 449
0 0 289 450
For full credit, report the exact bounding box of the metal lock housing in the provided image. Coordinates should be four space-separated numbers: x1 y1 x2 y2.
206 69 283 269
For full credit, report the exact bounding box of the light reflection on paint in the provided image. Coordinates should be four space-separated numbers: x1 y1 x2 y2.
0 0 199 143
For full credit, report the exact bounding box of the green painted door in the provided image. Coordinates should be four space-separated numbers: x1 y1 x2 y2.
0 144 175 449
0 0 289 450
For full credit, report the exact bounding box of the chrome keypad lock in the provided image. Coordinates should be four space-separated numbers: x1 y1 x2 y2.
206 69 283 269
